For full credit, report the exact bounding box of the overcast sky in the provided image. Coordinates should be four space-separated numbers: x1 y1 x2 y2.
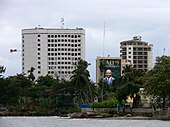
1 0 170 81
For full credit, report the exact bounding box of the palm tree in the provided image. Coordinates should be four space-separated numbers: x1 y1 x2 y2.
27 67 35 81
0 65 6 77
70 59 94 104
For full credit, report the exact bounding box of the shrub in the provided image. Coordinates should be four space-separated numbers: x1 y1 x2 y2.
90 99 117 108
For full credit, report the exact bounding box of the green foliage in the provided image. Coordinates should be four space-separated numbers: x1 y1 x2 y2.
71 59 95 104
90 99 117 108
27 67 35 81
117 82 140 102
116 65 144 105
143 55 170 108
0 65 6 77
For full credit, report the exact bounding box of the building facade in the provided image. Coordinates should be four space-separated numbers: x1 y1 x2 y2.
22 27 85 80
120 36 153 71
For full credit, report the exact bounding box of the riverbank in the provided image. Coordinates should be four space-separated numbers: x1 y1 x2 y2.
69 111 170 120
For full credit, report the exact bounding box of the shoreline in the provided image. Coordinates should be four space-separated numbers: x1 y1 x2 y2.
0 115 170 121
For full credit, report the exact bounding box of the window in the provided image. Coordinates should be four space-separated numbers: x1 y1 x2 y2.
78 35 81 38
38 35 40 37
48 35 50 38
55 35 57 38
48 39 50 42
51 35 54 38
38 71 41 74
38 57 41 60
38 61 41 64
38 66 41 69
38 39 40 42
128 56 131 58
38 48 40 51
38 43 41 46
38 52 40 55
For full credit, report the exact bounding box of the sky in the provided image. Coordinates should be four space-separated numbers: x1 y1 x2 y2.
1 0 170 81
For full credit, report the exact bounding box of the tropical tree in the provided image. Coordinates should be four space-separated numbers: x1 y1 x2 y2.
0 65 6 77
27 67 35 81
117 64 145 107
70 59 95 104
143 56 170 109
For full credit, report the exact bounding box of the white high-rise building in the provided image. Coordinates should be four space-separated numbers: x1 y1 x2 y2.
22 27 85 80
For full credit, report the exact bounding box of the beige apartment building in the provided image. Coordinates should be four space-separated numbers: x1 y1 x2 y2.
120 36 153 71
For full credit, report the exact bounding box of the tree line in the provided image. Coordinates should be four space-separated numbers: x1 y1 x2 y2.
0 56 170 115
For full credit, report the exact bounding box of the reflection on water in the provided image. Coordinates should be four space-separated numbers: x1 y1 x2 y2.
0 116 169 127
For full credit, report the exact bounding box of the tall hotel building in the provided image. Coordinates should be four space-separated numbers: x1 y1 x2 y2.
22 27 85 80
120 36 153 71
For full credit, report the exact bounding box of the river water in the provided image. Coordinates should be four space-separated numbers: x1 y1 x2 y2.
0 116 169 127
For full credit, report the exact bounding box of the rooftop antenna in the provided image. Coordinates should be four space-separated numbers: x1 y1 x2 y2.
102 22 105 57
61 17 64 29
163 48 166 55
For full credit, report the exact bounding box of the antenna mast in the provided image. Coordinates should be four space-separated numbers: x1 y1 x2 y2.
61 17 64 29
102 22 105 57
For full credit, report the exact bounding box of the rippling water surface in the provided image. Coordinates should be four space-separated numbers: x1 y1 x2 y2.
0 117 169 127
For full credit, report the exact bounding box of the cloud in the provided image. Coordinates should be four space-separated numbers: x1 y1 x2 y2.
1 0 170 81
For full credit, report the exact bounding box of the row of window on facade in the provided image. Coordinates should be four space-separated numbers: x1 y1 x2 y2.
48 48 81 52
47 52 81 56
121 42 148 46
122 47 150 51
48 61 77 65
48 57 81 61
126 56 147 59
122 52 148 55
47 43 81 47
48 66 76 70
133 65 148 68
47 71 73 75
46 34 81 38
22 43 81 48
47 39 81 43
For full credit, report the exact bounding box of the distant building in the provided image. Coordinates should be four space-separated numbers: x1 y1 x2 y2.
96 56 125 83
22 27 85 80
120 36 153 71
